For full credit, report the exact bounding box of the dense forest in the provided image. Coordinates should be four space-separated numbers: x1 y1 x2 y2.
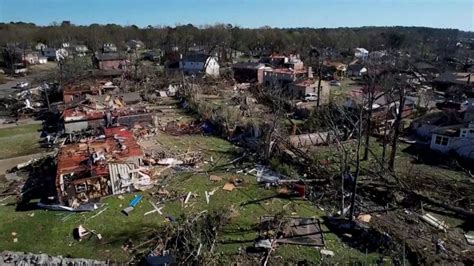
1 21 473 61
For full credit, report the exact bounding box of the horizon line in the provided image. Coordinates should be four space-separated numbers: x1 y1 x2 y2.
1 20 472 33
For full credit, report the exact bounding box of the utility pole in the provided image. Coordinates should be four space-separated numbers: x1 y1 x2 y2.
316 59 323 108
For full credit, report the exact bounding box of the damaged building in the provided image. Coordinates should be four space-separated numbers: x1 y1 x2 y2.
55 127 149 208
62 81 155 133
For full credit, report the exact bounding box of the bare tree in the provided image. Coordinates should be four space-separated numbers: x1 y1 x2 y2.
388 85 406 171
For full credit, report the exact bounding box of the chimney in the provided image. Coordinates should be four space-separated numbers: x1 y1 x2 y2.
308 67 313 79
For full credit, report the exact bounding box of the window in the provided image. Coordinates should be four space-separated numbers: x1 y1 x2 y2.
75 184 87 193
434 135 449 146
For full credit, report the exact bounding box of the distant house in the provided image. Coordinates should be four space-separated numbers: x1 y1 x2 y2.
42 48 69 61
126 40 145 51
179 54 220 76
93 52 128 71
347 64 367 77
74 45 88 57
354 48 369 59
35 43 47 51
37 56 48 64
290 79 330 103
232 62 269 83
262 54 304 70
263 68 308 86
322 61 347 79
21 50 39 65
142 50 163 63
103 43 118 53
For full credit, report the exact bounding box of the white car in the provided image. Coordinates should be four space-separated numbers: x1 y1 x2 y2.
304 93 318 102
329 80 341 86
15 81 29 89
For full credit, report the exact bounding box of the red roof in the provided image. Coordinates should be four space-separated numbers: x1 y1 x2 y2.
57 127 143 177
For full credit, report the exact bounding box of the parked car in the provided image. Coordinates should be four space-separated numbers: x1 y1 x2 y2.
304 93 318 102
15 81 29 89
329 80 341 86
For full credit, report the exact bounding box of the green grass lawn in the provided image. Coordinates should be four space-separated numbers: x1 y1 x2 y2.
0 123 43 159
0 135 381 263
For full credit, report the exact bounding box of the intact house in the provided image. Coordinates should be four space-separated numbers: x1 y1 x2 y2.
126 40 145 51
103 43 118 53
93 52 128 71
232 62 270 84
354 48 369 60
347 63 367 77
42 47 69 61
73 44 88 57
34 42 47 51
179 54 220 77
9 48 47 65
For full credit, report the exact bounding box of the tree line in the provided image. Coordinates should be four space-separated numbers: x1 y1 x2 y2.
1 21 472 60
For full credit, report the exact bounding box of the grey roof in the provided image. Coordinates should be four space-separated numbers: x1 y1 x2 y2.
94 52 126 61
182 53 210 63
232 62 264 70
434 72 471 85
414 61 437 71
430 124 464 137
347 64 365 72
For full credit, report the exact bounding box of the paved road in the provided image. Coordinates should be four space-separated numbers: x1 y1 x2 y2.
0 152 53 175
0 78 25 98
0 64 57 99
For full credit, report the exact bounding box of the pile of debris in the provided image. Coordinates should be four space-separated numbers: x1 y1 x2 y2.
130 210 229 264
62 80 156 134
0 251 107 266
53 126 155 210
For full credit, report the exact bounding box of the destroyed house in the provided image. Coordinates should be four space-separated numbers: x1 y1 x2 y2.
56 127 145 207
263 67 309 86
232 62 269 84
63 93 153 133
63 81 118 104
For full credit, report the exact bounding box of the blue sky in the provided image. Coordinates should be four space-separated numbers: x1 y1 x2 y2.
0 0 472 31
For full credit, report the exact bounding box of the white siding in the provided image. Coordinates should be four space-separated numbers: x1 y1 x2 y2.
179 57 220 76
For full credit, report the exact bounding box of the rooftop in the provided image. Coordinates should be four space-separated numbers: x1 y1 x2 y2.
182 53 210 63
94 52 126 61
431 124 464 137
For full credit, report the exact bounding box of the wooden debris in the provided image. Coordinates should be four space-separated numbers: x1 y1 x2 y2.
357 214 372 223
223 182 235 191
209 175 222 182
